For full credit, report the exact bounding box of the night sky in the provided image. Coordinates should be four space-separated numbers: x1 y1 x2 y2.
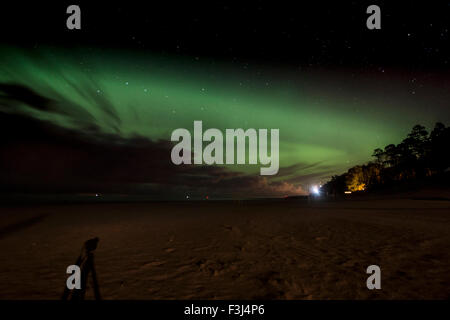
0 2 449 199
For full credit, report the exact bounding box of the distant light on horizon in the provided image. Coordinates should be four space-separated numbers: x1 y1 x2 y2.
311 185 319 195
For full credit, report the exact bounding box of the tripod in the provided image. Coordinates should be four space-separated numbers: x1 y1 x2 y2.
62 237 101 300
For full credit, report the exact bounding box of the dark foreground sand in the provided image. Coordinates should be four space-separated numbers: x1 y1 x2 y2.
0 198 449 299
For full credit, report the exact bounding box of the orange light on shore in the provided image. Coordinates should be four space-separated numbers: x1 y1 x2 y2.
344 191 352 194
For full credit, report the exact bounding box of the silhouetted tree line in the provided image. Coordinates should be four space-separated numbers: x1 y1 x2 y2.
321 123 450 196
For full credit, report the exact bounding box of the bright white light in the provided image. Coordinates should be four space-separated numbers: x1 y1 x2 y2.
311 185 319 195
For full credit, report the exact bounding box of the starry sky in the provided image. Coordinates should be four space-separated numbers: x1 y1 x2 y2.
0 2 449 199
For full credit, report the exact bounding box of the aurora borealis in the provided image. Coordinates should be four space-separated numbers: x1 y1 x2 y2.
1 2 449 199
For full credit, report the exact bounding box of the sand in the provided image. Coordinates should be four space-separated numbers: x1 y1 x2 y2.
0 198 449 299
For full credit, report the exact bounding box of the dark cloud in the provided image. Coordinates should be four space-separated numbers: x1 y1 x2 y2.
0 83 58 113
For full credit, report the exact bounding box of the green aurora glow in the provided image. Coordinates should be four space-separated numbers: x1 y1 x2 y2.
1 46 448 194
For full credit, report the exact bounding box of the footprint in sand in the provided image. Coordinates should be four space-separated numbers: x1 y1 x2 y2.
143 261 166 267
223 224 241 233
127 261 166 274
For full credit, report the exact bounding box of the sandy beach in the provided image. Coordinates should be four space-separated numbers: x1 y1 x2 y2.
0 197 449 300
